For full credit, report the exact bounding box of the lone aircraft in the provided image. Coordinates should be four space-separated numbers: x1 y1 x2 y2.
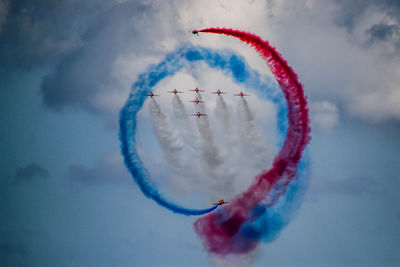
213 200 229 206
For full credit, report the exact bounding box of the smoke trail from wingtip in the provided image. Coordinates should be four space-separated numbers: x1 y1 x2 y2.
194 28 311 256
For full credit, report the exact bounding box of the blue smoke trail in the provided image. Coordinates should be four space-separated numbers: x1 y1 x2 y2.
240 156 310 242
120 44 300 217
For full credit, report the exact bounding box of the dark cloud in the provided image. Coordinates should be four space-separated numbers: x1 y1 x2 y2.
366 23 400 44
68 153 131 185
39 2 139 113
332 0 400 52
0 0 182 115
0 0 106 74
15 162 49 182
333 0 400 30
39 0 178 114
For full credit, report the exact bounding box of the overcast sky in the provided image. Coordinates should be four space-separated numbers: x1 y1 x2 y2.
1 0 400 266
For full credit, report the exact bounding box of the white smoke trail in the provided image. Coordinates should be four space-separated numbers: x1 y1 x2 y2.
214 96 236 152
149 99 200 192
149 99 183 168
148 94 275 203
185 94 238 199
196 116 223 169
172 95 201 150
237 98 275 170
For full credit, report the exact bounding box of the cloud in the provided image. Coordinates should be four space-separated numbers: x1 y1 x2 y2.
40 0 182 115
310 101 340 132
367 23 400 42
0 0 182 115
15 162 49 182
0 0 98 73
333 0 400 30
68 152 131 185
0 0 9 35
2 0 400 124
264 0 400 122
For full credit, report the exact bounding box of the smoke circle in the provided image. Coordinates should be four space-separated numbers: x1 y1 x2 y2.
120 45 289 215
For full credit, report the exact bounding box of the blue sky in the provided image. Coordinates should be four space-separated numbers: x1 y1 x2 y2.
1 0 400 266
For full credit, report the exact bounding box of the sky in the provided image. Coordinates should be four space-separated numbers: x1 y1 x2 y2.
1 0 400 266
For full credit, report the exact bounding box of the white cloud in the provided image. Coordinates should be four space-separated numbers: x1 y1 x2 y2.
1 0 399 124
262 0 400 122
310 101 340 132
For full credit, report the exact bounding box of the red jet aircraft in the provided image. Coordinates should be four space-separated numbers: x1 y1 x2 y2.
189 87 205 94
192 112 207 118
190 98 204 104
168 89 183 95
211 90 227 96
145 92 159 98
234 92 250 98
213 200 229 206
192 29 199 35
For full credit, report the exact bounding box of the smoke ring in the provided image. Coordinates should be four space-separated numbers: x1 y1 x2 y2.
119 44 288 215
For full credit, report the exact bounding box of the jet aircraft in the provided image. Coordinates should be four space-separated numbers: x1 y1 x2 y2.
192 112 207 118
189 87 205 93
213 200 229 206
190 98 204 104
168 89 183 95
145 92 159 98
234 92 250 98
192 29 199 35
211 90 227 96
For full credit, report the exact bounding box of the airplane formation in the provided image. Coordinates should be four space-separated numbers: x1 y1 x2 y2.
147 86 241 208
146 87 250 120
145 32 248 210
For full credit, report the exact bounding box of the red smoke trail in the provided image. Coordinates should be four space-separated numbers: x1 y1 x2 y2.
194 28 311 255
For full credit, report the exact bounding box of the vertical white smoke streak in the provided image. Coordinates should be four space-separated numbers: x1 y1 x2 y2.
196 117 223 169
172 95 201 150
214 96 236 151
149 99 183 167
191 94 243 199
187 94 235 198
237 98 274 170
149 99 199 192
